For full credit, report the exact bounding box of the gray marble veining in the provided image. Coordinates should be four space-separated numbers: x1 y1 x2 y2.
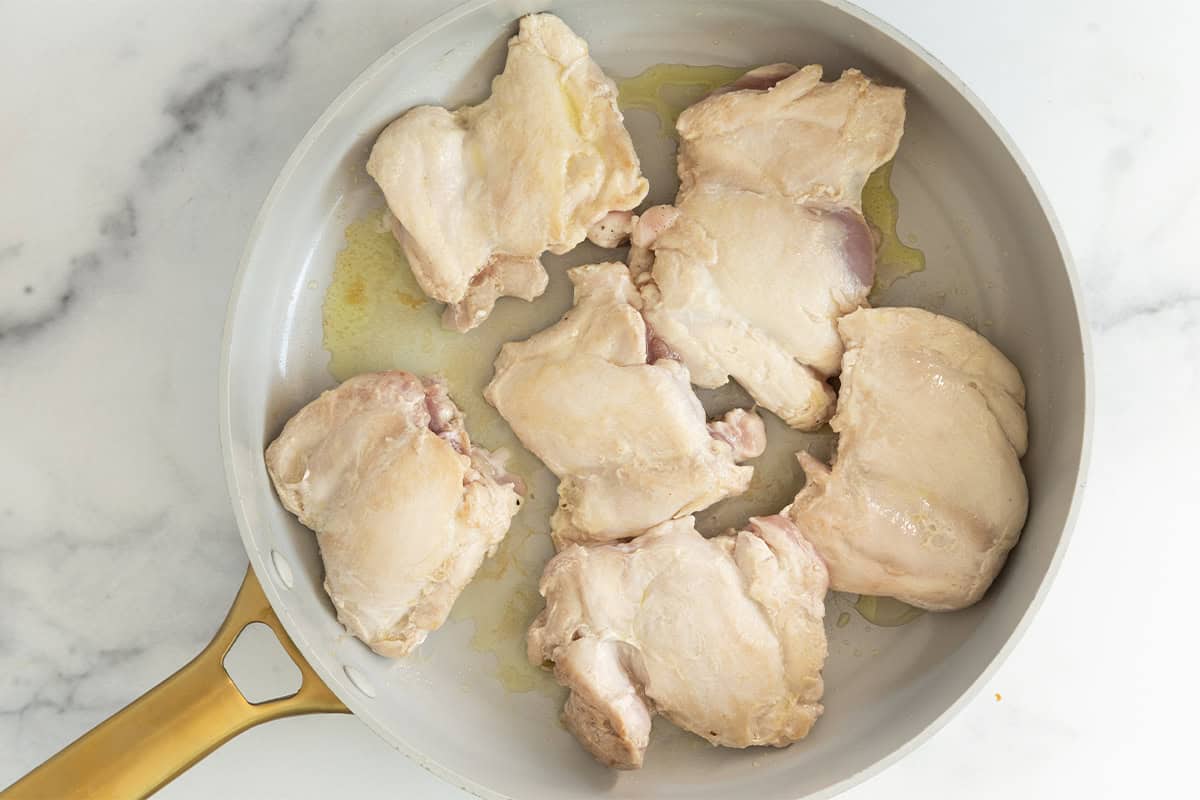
1 1 1197 798
0 2 318 347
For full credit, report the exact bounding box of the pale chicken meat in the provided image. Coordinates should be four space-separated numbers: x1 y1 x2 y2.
633 63 906 429
528 515 829 769
786 308 1029 611
265 372 523 657
484 262 765 548
366 13 648 331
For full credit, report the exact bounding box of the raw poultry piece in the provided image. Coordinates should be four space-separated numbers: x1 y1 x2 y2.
632 63 906 429
265 372 523 657
786 307 1029 611
528 515 829 769
367 13 648 331
484 262 765 548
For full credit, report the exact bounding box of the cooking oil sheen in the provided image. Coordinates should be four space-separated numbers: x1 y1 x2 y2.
322 210 562 695
861 159 926 294
323 62 934 688
321 210 875 691
617 63 748 139
853 594 925 627
618 63 926 293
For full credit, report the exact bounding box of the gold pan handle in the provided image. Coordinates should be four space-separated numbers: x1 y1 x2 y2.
1 565 349 799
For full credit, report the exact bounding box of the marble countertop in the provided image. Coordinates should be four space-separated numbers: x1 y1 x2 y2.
1 1 1195 797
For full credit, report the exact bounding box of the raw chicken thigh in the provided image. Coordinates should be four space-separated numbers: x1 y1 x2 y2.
632 64 906 429
484 262 765 548
367 13 648 331
528 515 829 769
265 372 523 657
786 308 1029 611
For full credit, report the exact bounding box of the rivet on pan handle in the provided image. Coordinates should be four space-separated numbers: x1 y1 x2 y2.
0 565 349 800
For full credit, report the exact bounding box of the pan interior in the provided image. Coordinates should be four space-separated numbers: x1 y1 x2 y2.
222 1 1085 798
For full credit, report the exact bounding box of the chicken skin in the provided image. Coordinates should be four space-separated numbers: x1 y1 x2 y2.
367 13 648 331
633 64 906 429
484 262 765 548
265 372 523 657
528 515 829 769
786 308 1029 611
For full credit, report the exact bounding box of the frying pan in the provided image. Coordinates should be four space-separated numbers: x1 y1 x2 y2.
1 1 1090 798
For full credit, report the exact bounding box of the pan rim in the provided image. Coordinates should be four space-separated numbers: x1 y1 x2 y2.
217 1 1094 797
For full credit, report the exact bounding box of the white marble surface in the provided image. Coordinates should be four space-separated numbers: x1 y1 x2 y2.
0 0 1195 797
